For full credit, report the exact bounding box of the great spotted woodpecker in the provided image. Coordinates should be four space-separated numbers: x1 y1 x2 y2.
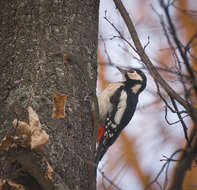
95 67 147 165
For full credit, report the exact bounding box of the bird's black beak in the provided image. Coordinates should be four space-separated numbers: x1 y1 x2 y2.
117 67 127 75
117 67 135 75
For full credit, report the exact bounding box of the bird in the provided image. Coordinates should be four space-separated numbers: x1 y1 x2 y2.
95 67 147 166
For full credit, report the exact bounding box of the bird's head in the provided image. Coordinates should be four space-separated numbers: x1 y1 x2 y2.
117 67 147 94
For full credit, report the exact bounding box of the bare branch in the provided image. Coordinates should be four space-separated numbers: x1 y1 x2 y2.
172 4 197 16
112 1 197 190
104 11 137 53
113 0 196 114
155 80 186 114
170 97 189 143
185 31 197 52
167 133 197 190
164 106 189 126
160 0 197 95
98 168 122 190
145 149 184 190
100 34 114 66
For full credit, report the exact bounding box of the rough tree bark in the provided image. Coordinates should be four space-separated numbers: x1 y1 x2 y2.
0 0 99 190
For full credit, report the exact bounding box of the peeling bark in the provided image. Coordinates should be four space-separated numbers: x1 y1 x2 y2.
0 0 99 189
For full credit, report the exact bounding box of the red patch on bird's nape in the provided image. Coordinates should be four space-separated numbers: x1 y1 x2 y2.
97 124 104 142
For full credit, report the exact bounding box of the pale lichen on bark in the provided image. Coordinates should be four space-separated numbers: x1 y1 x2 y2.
0 0 99 189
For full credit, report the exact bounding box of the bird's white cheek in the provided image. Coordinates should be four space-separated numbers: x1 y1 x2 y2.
128 72 143 81
114 91 127 124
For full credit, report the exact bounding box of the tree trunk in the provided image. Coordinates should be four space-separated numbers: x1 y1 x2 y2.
0 0 99 190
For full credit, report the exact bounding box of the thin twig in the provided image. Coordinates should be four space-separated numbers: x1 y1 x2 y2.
113 0 196 114
167 133 197 190
170 97 189 143
104 11 137 53
112 2 197 190
151 4 192 104
185 31 197 52
145 149 183 190
164 107 189 125
100 34 114 66
172 4 197 16
98 168 122 190
155 80 186 114
160 0 197 95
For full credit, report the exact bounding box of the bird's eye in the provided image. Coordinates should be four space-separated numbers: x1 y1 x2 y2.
129 70 135 73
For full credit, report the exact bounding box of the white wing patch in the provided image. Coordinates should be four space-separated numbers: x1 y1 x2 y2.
131 84 142 94
98 82 124 121
114 90 127 124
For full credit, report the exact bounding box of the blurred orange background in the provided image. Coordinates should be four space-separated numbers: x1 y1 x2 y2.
97 0 197 189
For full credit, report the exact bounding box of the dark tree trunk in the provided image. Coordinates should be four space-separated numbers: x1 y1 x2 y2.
0 0 99 190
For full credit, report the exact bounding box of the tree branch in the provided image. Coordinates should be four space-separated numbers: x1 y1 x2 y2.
113 0 195 114
9 148 70 190
170 97 189 143
113 1 197 190
167 132 197 190
159 0 197 96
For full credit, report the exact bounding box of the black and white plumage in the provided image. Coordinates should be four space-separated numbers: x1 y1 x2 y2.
95 67 147 165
